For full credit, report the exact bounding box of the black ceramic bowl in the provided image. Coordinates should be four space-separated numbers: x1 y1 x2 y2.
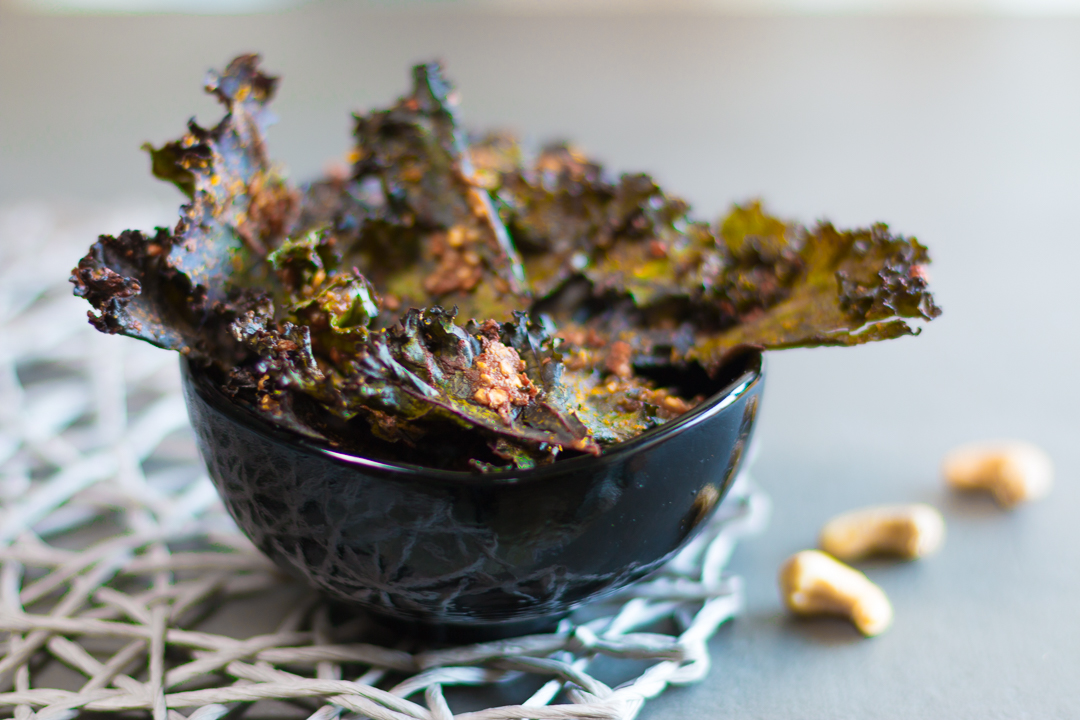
181 349 764 638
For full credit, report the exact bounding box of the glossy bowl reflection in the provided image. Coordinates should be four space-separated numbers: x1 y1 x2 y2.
181 350 764 636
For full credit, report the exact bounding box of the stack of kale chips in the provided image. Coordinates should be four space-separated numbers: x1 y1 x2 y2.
73 56 940 472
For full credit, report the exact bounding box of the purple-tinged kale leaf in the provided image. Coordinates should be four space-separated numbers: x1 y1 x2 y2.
72 54 297 356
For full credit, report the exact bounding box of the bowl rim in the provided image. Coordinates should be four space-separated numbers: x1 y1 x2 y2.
182 347 764 487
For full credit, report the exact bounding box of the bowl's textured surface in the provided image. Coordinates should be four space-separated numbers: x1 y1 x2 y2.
181 351 764 633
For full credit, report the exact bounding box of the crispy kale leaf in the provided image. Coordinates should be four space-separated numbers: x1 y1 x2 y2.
156 53 297 278
474 135 940 371
691 203 941 367
231 305 601 464
72 54 296 354
297 63 529 324
472 138 700 302
72 227 203 351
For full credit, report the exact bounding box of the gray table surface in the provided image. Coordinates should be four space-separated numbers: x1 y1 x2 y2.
2 5 1078 718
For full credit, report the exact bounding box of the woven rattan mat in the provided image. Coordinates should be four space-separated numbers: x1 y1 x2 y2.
0 204 770 720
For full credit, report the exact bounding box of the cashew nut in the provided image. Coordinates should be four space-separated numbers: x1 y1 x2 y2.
819 503 945 561
942 440 1053 508
778 550 893 636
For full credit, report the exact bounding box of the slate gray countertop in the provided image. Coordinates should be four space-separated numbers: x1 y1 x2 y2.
2 6 1077 717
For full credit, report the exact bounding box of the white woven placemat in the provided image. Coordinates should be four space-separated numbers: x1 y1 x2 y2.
0 204 770 720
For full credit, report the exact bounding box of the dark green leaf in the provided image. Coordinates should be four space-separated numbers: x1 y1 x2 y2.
71 227 202 352
690 215 942 368
71 54 297 355
340 63 530 321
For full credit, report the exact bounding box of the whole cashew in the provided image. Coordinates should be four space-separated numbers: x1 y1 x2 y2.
819 504 945 561
778 550 893 636
942 440 1053 508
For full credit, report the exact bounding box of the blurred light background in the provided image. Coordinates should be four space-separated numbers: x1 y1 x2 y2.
2 1 1079 718
9 0 1080 15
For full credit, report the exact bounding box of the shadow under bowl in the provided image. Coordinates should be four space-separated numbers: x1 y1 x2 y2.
181 349 764 640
